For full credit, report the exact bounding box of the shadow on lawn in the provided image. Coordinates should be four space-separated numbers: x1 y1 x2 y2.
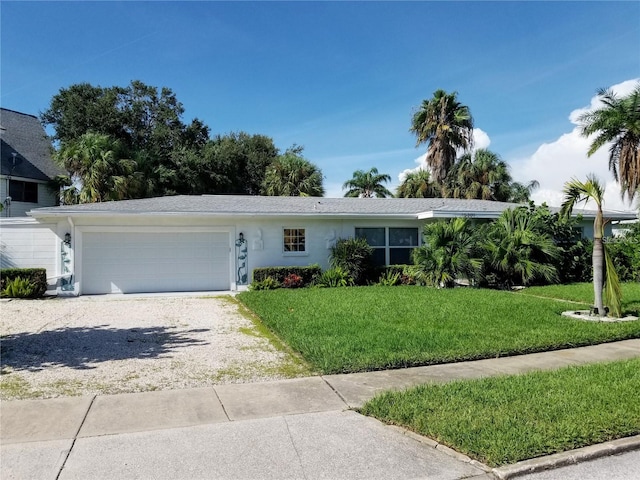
0 325 210 371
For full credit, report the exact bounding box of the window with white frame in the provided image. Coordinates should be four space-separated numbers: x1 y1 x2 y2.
355 227 419 266
283 228 306 253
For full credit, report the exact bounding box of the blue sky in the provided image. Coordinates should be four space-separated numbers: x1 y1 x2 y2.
2 1 639 209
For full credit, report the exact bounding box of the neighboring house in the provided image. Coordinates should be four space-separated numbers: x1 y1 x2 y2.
0 108 63 217
0 195 636 296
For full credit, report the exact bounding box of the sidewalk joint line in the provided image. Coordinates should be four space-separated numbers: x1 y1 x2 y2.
212 387 232 422
320 376 350 407
283 416 309 480
55 394 96 480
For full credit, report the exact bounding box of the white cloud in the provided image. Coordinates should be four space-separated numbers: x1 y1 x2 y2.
513 78 639 213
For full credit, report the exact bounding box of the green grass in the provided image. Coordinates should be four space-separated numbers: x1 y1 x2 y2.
237 286 640 374
517 282 640 315
360 359 640 467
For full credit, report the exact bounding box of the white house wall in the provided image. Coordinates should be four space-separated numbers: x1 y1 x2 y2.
0 176 59 218
0 218 59 292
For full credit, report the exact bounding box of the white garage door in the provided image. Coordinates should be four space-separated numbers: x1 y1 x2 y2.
81 231 230 294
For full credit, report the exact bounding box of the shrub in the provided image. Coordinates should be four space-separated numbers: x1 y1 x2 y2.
249 277 280 291
376 270 401 286
313 267 353 288
1 277 36 298
0 268 47 298
252 265 321 287
329 238 374 285
282 273 304 288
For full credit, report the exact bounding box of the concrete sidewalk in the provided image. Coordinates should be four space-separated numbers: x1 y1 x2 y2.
2 339 639 480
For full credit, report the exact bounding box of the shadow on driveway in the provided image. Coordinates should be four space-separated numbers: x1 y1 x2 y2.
0 326 210 371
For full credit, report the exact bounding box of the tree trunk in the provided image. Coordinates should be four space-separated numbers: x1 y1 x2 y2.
592 212 605 316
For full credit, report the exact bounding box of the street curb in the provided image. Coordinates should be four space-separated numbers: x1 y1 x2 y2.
491 435 640 479
386 425 493 474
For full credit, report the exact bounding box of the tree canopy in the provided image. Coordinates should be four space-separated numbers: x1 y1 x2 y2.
578 84 640 203
343 167 392 198
261 150 325 197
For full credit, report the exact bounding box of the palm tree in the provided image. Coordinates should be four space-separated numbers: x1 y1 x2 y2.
508 180 540 203
55 132 143 203
443 149 513 201
395 169 440 198
578 84 640 203
261 152 325 197
412 217 481 288
410 89 474 184
560 175 622 317
343 167 392 198
483 207 560 288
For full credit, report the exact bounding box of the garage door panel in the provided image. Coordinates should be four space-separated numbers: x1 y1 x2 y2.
82 231 230 294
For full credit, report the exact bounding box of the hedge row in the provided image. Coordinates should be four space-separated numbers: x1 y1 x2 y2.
1 268 48 298
252 265 322 287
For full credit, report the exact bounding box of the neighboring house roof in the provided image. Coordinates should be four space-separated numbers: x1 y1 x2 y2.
0 108 64 181
29 195 638 222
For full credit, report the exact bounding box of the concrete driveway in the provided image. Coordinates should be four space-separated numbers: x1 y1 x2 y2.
0 295 310 400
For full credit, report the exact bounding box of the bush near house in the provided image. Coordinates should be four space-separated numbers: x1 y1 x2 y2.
252 265 321 287
0 268 47 298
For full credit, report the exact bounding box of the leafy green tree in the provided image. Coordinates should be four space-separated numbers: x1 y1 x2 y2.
199 132 279 195
410 89 474 184
262 151 324 196
395 169 440 198
482 207 560 289
561 175 622 317
578 84 640 203
412 217 481 288
343 167 392 198
55 133 143 203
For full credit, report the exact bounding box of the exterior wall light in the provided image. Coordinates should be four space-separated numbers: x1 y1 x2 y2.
64 233 71 246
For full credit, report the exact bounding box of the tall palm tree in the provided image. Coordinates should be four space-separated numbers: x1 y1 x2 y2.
578 84 640 203
343 167 392 198
261 152 325 197
443 149 513 201
412 217 481 288
55 132 143 203
410 89 474 184
395 169 440 198
560 175 622 317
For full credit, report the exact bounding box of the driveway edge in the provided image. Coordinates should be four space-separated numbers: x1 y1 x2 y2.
492 435 640 479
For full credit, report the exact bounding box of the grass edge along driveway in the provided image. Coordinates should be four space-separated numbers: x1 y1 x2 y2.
359 358 640 467
237 285 640 374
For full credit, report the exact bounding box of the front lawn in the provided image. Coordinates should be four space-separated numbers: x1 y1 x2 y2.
360 358 640 467
237 285 640 374
517 282 640 315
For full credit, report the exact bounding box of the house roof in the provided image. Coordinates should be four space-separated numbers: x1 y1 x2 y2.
0 108 64 181
29 194 638 221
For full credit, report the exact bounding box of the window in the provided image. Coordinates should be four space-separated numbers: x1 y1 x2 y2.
9 180 38 203
355 227 419 266
283 228 306 253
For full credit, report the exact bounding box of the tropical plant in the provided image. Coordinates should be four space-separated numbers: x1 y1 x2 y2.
55 132 143 203
376 270 402 286
410 89 474 184
578 84 640 203
607 221 640 282
343 167 392 198
261 151 325 197
508 180 540 203
313 267 353 288
482 207 561 289
329 238 374 285
249 277 280 290
1 277 35 298
560 175 622 317
395 169 441 198
443 149 513 201
412 218 481 288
